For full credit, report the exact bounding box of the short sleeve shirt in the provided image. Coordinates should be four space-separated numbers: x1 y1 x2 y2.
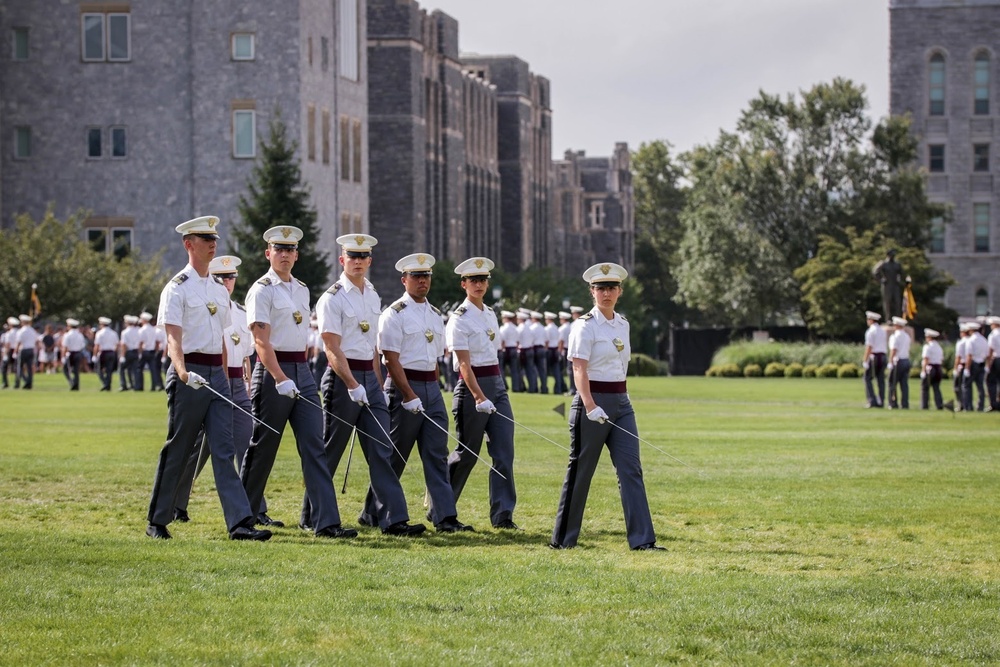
378 293 445 372
245 267 312 353
568 307 630 382
445 299 501 369
315 272 382 361
157 264 231 355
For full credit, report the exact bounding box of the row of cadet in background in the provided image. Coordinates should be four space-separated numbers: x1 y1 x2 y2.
861 311 1000 412
1 306 586 397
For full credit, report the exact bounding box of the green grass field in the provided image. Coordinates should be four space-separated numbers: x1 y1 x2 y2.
1 374 998 665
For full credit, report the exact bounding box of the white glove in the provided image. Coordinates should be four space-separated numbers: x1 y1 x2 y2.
275 379 298 398
186 371 207 389
383 391 391 406
586 406 609 423
964 368 971 378
920 371 926 379
475 399 496 414
887 363 894 371
119 356 126 365
91 354 98 365
402 397 423 413
348 384 369 405
862 361 869 370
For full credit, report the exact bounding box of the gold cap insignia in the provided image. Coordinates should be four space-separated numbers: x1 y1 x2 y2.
355 235 365 246
475 259 485 269
208 218 218 229
221 258 231 267
281 227 292 238
601 264 611 275
417 254 427 265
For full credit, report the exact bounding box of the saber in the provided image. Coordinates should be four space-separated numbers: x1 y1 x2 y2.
605 418 704 476
341 428 357 493
419 410 506 479
199 382 281 435
492 410 570 452
364 404 409 462
294 393 397 456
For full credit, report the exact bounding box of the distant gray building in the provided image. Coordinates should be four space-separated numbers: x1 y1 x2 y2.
366 0 500 290
0 0 368 277
552 144 635 278
890 0 1000 316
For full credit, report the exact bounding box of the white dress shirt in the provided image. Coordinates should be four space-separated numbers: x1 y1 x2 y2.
315 272 382 361
865 323 888 354
568 307 630 382
378 293 445 372
446 299 501 369
245 267 312 353
157 264 231 355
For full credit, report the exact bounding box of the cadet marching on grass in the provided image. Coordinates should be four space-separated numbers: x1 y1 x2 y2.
239 225 357 540
886 316 911 410
986 316 1000 411
145 216 270 542
302 234 425 537
365 252 473 533
1 317 18 388
499 310 521 392
118 314 141 391
920 328 944 410
441 257 519 530
60 318 86 391
550 263 663 551
962 320 989 412
861 310 887 408
92 316 118 391
953 325 970 410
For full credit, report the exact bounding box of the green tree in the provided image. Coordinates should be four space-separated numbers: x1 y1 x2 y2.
231 112 330 303
0 209 167 322
795 227 956 338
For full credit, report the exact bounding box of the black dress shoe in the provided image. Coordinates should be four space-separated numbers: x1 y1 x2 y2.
357 513 378 528
549 542 572 550
256 513 285 528
494 519 519 530
315 525 358 539
146 524 172 540
230 525 272 541
382 521 426 536
435 517 475 533
632 542 666 551
173 508 190 523
298 521 313 532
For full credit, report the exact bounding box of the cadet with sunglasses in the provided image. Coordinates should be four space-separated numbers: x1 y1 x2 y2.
302 234 425 536
145 216 270 542
551 263 663 551
240 226 357 540
437 257 518 530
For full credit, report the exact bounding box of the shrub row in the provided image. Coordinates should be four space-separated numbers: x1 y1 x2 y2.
710 340 956 372
706 361 953 378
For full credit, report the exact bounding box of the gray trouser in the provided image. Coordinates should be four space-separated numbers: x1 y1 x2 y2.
98 351 115 389
176 377 266 515
552 391 656 549
864 353 886 407
17 349 34 388
301 366 410 530
988 360 1000 410
1 351 13 387
536 346 549 394
241 360 342 532
921 365 944 410
146 363 253 532
962 361 986 411
63 351 82 389
120 349 139 389
361 376 457 526
444 373 516 526
502 348 521 392
523 347 538 393
888 358 910 408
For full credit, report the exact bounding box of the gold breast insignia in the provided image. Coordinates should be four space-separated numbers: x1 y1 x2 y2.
612 337 624 352
206 302 218 315
293 311 303 325
487 328 496 341
360 320 370 333
425 329 434 343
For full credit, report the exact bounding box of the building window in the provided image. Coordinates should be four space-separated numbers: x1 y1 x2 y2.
307 105 316 162
588 201 604 228
929 53 945 116
338 0 359 80
321 36 329 72
14 126 31 158
340 116 350 180
233 109 256 158
84 217 134 260
974 202 990 252
111 228 132 260
87 127 103 158
928 144 945 172
232 33 254 60
352 119 362 183
340 212 351 236
12 27 29 60
975 51 990 116
322 109 331 165
111 126 127 158
87 228 107 253
930 216 945 253
81 12 130 62
974 144 990 172
975 288 989 316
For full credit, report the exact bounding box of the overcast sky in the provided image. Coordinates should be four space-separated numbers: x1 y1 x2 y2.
427 0 890 159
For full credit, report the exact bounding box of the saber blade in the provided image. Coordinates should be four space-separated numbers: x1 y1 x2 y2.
200 382 281 435
419 410 506 479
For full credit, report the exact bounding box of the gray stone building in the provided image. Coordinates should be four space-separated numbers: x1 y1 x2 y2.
366 0 500 290
0 0 367 277
551 143 635 278
890 0 1000 316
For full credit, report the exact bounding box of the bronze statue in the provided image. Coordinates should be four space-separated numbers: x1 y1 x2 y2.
872 249 904 320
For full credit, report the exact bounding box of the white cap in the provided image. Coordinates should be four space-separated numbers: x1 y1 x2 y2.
98 316 112 326
924 328 940 338
454 257 494 277
175 215 220 238
987 316 1000 326
7 317 19 326
210 255 242 274
515 311 527 320
124 314 138 325
395 252 435 273
570 306 584 314
337 233 378 253
558 311 571 319
583 262 628 284
140 311 153 321
66 318 80 327
501 310 515 318
544 311 557 320
865 311 881 321
891 316 907 327
18 314 30 323
530 311 543 320
962 321 981 332
264 225 303 246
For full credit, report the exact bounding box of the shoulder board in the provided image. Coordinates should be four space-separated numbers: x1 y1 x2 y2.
257 277 272 286
391 300 408 312
431 305 442 316
620 314 628 322
454 306 467 316
296 279 307 287
580 312 594 320
171 273 189 285
326 283 342 295
235 302 246 312
213 276 224 285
